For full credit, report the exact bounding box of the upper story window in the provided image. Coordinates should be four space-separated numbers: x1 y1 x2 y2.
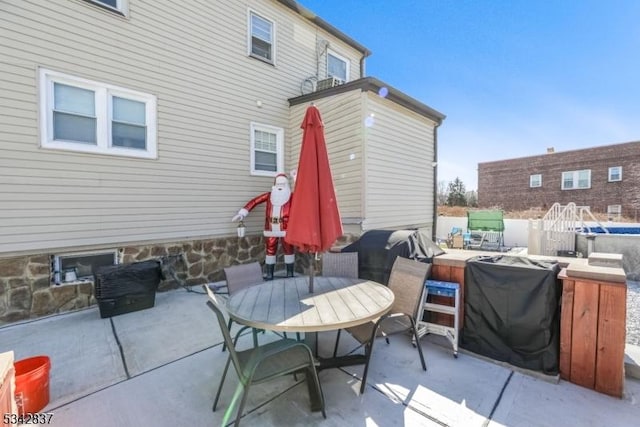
84 0 129 15
249 11 275 64
529 174 542 188
562 169 591 190
250 122 283 176
327 50 349 83
39 68 157 159
608 166 622 182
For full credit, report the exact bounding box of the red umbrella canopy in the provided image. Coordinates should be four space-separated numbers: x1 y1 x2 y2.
285 105 343 253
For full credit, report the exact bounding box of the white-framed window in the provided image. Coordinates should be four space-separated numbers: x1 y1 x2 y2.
608 166 622 182
607 204 622 220
529 174 542 188
327 49 349 83
561 169 591 190
84 0 129 15
39 68 157 159
248 10 275 64
250 122 283 176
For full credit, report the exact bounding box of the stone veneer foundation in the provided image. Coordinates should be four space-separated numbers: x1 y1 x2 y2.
0 233 356 325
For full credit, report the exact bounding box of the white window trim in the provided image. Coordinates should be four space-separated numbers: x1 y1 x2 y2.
247 9 276 65
39 68 157 159
85 0 129 16
561 169 591 190
608 166 622 182
529 174 542 188
327 49 350 83
250 122 283 177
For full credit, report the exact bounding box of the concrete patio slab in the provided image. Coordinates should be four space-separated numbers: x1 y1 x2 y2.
0 309 125 408
1 286 639 426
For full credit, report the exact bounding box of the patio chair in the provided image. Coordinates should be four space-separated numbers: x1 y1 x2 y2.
204 285 326 425
321 251 358 278
222 262 265 351
333 256 429 394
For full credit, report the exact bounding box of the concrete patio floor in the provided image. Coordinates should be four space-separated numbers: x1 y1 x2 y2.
1 287 639 427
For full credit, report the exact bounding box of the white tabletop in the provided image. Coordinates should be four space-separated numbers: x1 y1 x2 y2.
226 276 394 333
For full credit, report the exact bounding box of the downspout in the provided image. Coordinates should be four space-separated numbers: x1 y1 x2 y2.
432 123 440 243
359 55 366 78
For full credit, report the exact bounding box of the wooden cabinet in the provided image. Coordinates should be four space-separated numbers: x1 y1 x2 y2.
559 270 626 397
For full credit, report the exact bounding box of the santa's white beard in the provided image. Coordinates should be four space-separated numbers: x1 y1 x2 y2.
270 186 291 206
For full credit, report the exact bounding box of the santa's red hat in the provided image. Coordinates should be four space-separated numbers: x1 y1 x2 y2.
274 173 288 184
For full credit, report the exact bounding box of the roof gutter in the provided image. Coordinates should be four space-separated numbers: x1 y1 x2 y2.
276 0 372 57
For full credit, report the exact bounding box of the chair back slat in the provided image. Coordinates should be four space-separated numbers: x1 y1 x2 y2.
321 252 359 278
387 257 431 319
224 262 264 295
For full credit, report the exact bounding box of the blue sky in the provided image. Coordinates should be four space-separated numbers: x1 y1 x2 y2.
300 0 640 190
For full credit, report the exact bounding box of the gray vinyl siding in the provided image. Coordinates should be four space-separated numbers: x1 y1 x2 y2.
287 90 363 220
0 0 365 254
362 92 436 231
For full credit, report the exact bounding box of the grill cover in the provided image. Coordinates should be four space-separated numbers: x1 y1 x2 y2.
341 229 444 285
462 255 561 374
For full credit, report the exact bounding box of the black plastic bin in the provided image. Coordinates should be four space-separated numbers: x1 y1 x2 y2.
462 255 561 374
95 260 162 318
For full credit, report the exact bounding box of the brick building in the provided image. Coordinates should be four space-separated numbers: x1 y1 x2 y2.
477 141 640 219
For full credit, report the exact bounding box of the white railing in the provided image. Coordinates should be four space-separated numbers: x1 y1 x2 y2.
528 203 610 256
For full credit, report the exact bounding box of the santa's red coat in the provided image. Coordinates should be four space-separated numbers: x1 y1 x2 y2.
243 192 292 237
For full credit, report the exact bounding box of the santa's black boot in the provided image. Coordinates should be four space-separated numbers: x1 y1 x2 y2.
286 263 295 277
265 264 275 281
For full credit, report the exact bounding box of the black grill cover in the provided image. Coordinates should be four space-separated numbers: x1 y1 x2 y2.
341 229 444 285
462 255 561 374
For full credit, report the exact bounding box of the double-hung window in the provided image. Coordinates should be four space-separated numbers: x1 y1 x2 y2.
530 174 542 188
249 11 274 63
608 166 622 182
327 50 349 83
561 169 591 190
39 68 157 159
250 123 283 176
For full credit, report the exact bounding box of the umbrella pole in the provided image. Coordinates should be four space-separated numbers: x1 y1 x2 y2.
308 252 316 293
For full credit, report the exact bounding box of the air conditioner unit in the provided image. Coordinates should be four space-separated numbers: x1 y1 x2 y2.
316 76 345 91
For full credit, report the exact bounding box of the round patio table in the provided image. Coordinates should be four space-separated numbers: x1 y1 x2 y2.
226 276 394 334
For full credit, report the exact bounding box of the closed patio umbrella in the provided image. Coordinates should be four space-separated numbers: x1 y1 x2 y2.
285 105 343 292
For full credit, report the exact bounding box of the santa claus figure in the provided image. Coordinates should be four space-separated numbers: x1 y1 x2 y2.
232 173 295 280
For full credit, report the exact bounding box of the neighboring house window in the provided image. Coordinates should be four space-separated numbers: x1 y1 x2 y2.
607 204 622 220
530 174 542 188
561 170 591 190
39 68 157 159
327 50 349 83
84 0 129 15
249 11 275 63
608 166 622 182
250 122 283 176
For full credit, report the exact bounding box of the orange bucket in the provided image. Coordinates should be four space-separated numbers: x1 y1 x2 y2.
14 356 51 414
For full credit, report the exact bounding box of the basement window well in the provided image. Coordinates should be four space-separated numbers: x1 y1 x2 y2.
51 250 119 285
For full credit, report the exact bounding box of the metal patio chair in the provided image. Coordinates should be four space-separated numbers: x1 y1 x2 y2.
204 285 326 426
221 262 265 351
321 251 359 278
333 256 429 394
